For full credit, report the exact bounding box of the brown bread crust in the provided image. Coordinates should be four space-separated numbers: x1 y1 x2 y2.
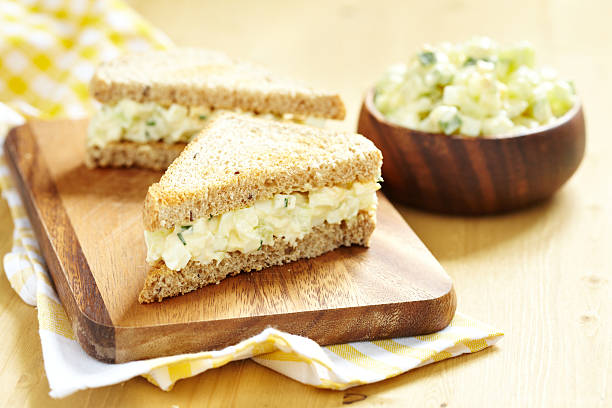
85 141 185 170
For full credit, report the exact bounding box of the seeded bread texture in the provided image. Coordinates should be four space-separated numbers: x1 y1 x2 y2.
85 141 185 170
90 48 345 120
143 113 383 231
139 210 375 303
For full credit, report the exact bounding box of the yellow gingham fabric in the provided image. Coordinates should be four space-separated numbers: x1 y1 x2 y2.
0 0 503 399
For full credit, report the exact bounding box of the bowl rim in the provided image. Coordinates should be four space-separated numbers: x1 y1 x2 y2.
364 87 583 141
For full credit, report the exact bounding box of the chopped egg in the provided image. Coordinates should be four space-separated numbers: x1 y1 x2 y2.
88 100 324 148
145 182 380 270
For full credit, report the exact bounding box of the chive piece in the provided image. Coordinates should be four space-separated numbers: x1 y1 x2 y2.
284 197 289 207
418 51 436 66
258 240 263 250
439 115 462 135
146 120 156 126
199 114 207 120
144 130 151 140
464 57 492 67
208 214 213 220
464 57 477 66
177 225 191 245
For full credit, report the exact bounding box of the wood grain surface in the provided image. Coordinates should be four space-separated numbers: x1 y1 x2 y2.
358 89 586 214
1 0 610 406
3 120 455 363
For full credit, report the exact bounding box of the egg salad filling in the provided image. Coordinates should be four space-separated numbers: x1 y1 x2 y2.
374 37 577 137
145 181 380 271
88 99 323 148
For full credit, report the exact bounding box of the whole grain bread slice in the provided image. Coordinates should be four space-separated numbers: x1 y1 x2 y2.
139 210 375 303
143 113 382 231
85 141 185 170
91 48 345 119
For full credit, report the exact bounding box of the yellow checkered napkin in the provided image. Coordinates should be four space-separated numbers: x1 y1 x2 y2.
0 0 503 399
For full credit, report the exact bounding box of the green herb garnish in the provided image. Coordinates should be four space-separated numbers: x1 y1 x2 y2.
284 197 289 208
199 114 207 120
144 130 151 140
177 226 192 245
464 57 492 67
258 240 263 250
418 51 436 66
439 115 462 135
146 120 156 126
463 57 477 66
208 214 213 220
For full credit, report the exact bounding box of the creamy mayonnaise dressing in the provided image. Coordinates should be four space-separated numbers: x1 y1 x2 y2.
87 99 324 147
145 182 380 270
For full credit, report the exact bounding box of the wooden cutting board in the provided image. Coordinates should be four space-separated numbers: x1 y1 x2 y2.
4 120 456 363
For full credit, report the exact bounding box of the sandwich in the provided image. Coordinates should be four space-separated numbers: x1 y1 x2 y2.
87 48 346 169
139 113 382 303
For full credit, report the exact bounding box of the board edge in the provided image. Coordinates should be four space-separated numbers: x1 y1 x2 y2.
113 283 456 362
3 122 117 363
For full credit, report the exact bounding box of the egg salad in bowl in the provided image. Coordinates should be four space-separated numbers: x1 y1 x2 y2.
374 37 577 137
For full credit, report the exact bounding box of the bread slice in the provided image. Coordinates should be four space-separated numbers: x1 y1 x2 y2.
90 48 345 120
86 141 185 170
139 211 375 303
143 112 382 231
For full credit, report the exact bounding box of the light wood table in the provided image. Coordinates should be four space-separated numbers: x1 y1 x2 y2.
1 0 610 406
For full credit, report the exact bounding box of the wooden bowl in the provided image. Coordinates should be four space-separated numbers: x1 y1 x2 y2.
357 88 586 214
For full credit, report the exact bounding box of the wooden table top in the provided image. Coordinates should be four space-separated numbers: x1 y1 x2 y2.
1 0 610 406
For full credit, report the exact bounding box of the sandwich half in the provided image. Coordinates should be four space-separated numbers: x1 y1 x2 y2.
87 48 346 169
140 113 382 303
